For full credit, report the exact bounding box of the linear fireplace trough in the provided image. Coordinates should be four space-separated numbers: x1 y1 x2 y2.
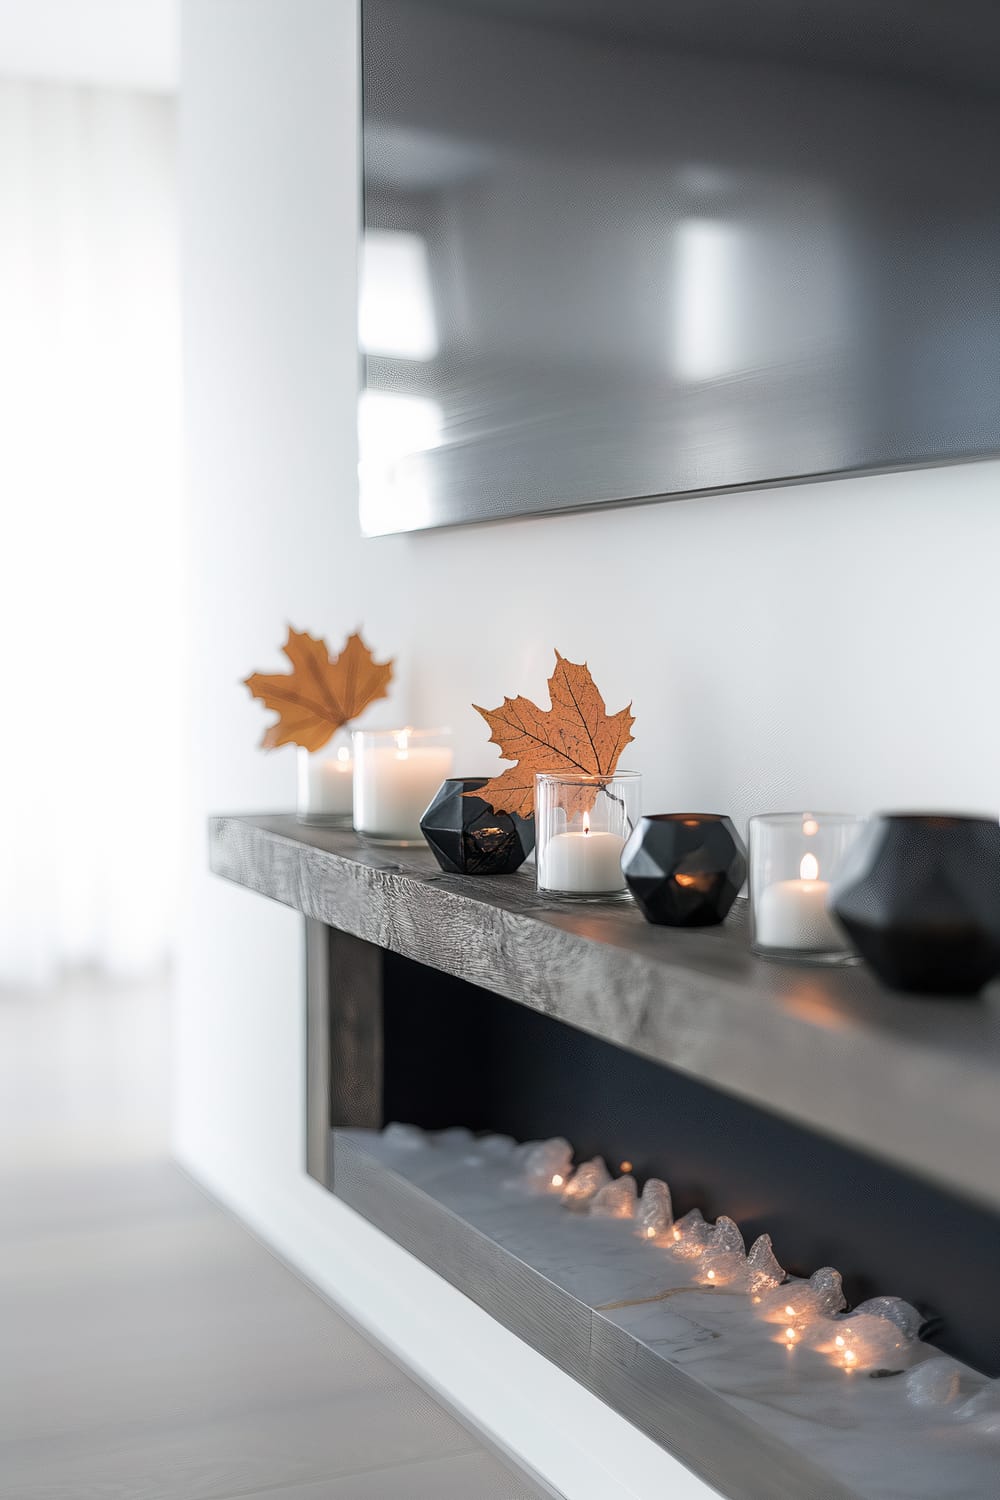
209 815 1000 1500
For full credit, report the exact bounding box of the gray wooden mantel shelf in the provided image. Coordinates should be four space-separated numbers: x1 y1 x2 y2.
209 814 1000 1213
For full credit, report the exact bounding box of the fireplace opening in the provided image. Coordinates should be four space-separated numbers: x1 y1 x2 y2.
376 952 1000 1376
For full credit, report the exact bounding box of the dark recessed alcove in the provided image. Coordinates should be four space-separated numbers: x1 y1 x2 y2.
382 952 1000 1375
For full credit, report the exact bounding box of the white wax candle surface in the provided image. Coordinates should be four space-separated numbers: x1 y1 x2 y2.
354 733 453 840
754 852 844 951
299 745 354 817
539 817 627 894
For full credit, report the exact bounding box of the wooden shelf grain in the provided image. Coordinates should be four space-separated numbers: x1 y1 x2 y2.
209 814 1000 1212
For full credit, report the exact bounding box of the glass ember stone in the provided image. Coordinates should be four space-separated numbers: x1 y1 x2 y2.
562 1156 611 1207
637 1178 673 1239
621 814 747 927
590 1174 638 1218
420 777 535 875
906 1358 961 1409
669 1207 711 1258
697 1215 748 1287
746 1234 786 1299
520 1136 573 1190
758 1266 846 1325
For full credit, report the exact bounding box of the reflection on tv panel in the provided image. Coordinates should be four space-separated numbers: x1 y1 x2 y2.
361 0 1000 533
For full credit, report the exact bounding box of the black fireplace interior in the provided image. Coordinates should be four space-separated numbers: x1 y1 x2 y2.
378 951 1000 1376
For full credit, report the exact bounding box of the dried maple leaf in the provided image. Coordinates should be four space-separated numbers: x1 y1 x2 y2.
470 651 635 819
244 627 394 751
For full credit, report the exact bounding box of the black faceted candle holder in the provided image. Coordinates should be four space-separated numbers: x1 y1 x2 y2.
621 814 747 927
831 813 1000 996
420 778 535 876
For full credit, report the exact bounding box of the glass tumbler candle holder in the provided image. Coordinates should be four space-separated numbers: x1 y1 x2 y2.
352 727 453 847
749 812 866 964
296 728 354 826
535 771 641 900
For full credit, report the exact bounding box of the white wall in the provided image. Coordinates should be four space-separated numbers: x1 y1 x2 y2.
177 2 1000 1496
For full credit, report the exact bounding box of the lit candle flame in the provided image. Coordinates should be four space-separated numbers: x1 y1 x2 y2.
800 852 820 882
583 812 591 837
646 1227 656 1238
551 1174 563 1187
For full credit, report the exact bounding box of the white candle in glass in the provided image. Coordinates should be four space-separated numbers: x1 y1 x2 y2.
354 729 453 841
538 812 626 895
298 742 354 819
754 852 842 951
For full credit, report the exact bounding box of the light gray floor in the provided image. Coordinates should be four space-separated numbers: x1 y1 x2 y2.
0 974 548 1499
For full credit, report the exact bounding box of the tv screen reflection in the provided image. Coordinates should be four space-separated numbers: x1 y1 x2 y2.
361 0 1000 533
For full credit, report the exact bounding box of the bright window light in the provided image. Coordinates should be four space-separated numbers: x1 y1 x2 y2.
359 230 438 361
358 389 444 533
672 218 742 383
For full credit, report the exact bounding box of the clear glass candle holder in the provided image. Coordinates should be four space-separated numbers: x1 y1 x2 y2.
352 727 453 847
535 771 641 899
749 812 866 964
296 728 354 826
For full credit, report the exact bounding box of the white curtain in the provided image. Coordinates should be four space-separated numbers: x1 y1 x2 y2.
0 80 181 987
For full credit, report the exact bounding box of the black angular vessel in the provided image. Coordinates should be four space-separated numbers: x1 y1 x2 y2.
831 814 1000 996
621 814 747 927
420 777 535 876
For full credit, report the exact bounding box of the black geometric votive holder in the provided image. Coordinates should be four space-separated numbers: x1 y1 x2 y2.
831 812 1000 995
420 777 535 876
621 813 747 927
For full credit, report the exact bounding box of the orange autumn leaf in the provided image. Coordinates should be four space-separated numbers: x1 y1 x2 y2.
470 651 635 819
244 627 394 752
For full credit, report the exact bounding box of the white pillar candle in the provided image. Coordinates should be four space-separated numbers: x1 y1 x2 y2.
538 815 627 895
298 743 354 818
754 852 843 951
354 731 453 841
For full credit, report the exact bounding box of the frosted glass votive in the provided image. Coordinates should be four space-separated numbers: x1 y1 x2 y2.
353 727 453 846
296 729 354 825
749 812 865 964
535 771 641 899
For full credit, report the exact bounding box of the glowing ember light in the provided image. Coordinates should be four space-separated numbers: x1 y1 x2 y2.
835 1335 846 1348
785 1305 797 1318
620 1161 633 1173
551 1174 563 1187
646 1227 656 1239
785 1328 797 1342
844 1350 857 1366
707 1269 716 1281
673 1227 681 1241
